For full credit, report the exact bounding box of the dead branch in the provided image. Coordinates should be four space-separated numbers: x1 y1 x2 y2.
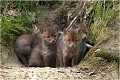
66 2 88 30
85 36 109 49
93 36 109 48
86 43 93 48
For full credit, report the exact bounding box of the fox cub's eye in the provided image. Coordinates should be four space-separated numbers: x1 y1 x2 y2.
68 39 71 42
74 39 78 42
46 36 50 38
53 35 56 37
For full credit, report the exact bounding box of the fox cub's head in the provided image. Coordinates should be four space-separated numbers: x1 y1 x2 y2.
63 28 87 48
74 23 88 40
41 27 57 45
63 29 81 48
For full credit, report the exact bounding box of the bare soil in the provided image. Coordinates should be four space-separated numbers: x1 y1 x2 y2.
0 60 118 80
0 45 118 80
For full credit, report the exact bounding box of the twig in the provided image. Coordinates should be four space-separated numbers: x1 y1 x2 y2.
86 43 93 48
85 36 109 49
93 36 109 48
66 2 87 30
67 12 71 25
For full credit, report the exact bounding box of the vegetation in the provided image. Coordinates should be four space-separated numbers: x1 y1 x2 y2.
0 1 119 46
0 1 42 45
88 1 119 44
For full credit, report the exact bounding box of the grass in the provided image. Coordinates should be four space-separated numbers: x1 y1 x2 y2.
0 1 119 46
0 1 44 46
88 1 119 44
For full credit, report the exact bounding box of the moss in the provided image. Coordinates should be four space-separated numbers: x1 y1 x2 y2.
96 49 118 62
86 47 119 63
83 49 118 68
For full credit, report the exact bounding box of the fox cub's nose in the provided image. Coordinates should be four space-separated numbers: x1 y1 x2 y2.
48 38 55 43
69 43 76 48
50 39 55 43
72 44 75 47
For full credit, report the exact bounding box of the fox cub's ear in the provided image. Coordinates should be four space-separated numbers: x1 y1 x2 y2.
63 29 71 35
32 24 40 34
41 28 46 32
76 28 81 34
63 29 67 35
39 27 48 34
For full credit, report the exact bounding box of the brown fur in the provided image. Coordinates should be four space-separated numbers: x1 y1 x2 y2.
56 23 89 67
28 44 48 67
75 23 89 65
14 25 40 66
75 23 88 39
28 27 58 67
57 29 81 67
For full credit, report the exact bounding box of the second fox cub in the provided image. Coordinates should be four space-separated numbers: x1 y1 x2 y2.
57 29 82 67
29 27 58 67
14 25 40 66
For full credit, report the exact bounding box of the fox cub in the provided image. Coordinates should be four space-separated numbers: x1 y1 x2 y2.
14 25 40 66
56 24 88 67
29 27 58 67
75 23 88 65
57 29 82 67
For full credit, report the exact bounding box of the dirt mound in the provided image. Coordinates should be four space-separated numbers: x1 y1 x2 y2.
0 63 118 80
